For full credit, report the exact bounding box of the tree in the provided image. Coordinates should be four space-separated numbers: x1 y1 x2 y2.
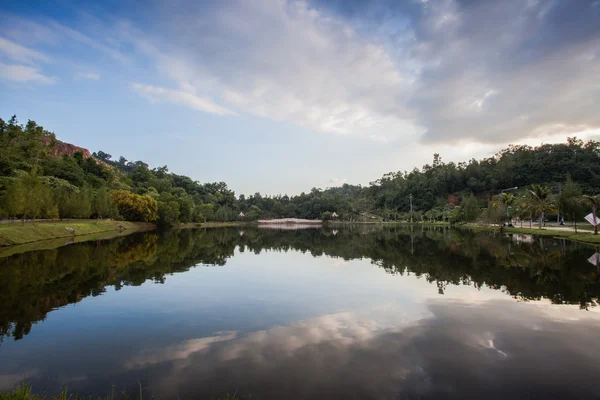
526 184 556 229
195 203 214 223
93 187 113 219
462 194 480 222
38 180 58 219
493 192 516 225
579 194 600 235
482 201 505 226
109 190 158 222
73 187 92 218
559 176 583 232
157 200 180 227
3 179 24 220
20 170 44 223
214 205 235 222
177 195 194 223
93 151 112 161
245 205 262 220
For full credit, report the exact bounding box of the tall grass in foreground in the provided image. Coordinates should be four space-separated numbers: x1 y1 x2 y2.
0 385 248 400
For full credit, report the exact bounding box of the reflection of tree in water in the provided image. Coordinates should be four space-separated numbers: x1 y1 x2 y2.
1 225 598 344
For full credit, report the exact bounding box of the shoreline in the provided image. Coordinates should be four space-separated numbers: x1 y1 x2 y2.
0 220 155 248
1 219 598 251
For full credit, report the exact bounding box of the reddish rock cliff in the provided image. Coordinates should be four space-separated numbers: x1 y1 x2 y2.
40 136 110 168
41 136 94 159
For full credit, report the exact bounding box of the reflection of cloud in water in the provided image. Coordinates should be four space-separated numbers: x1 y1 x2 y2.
125 304 429 370
0 370 38 390
120 300 600 399
125 331 237 369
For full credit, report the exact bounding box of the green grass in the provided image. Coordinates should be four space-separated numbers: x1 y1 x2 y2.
0 220 155 247
0 385 247 400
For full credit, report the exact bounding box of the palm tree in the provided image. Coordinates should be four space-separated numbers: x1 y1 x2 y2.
579 194 600 235
526 184 556 230
493 192 516 225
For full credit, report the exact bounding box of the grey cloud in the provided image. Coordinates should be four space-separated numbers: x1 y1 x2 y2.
128 0 600 144
406 0 600 142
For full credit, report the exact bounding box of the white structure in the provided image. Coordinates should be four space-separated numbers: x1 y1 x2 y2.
584 213 598 226
258 218 321 224
331 212 339 218
239 212 245 217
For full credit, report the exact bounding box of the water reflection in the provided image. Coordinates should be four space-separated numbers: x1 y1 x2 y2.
111 300 600 400
1 226 599 399
1 226 599 343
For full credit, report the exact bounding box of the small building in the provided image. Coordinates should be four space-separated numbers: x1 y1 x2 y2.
239 212 245 217
331 212 339 218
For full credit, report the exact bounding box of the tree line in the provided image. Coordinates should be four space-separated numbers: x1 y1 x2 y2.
1 115 599 228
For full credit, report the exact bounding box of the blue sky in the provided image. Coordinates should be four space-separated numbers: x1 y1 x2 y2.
1 0 599 195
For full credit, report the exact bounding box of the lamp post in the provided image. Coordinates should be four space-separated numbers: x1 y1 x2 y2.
409 194 413 224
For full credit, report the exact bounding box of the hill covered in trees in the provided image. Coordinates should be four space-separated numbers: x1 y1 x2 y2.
1 115 599 226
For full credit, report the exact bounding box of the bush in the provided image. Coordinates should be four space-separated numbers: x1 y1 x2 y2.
109 190 158 222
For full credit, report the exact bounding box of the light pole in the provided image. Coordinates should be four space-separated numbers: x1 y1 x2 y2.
557 183 561 224
409 194 413 224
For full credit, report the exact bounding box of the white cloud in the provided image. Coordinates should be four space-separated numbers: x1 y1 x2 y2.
48 20 130 64
131 83 237 116
0 36 51 64
117 0 418 141
329 178 348 186
3 0 600 146
0 62 56 84
117 0 600 144
76 71 100 80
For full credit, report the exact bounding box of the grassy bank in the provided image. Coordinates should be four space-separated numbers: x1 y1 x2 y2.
0 220 155 247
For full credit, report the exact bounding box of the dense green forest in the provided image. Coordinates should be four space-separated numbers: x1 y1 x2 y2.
1 115 599 227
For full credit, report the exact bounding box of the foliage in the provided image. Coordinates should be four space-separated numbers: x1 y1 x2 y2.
109 190 158 222
461 194 480 222
2 115 600 227
526 184 556 229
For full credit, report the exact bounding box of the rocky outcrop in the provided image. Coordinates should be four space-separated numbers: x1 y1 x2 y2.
41 136 94 159
40 136 110 167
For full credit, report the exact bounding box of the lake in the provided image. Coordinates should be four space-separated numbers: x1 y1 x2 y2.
1 226 600 399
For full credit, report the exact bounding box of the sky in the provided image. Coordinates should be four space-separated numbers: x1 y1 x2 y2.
1 0 599 195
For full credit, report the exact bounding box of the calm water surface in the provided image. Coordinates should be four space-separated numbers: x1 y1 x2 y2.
1 226 600 399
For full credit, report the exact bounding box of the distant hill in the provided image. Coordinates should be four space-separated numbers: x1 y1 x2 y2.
2 114 600 226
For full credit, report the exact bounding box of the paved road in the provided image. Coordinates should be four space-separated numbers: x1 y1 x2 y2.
509 224 594 233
